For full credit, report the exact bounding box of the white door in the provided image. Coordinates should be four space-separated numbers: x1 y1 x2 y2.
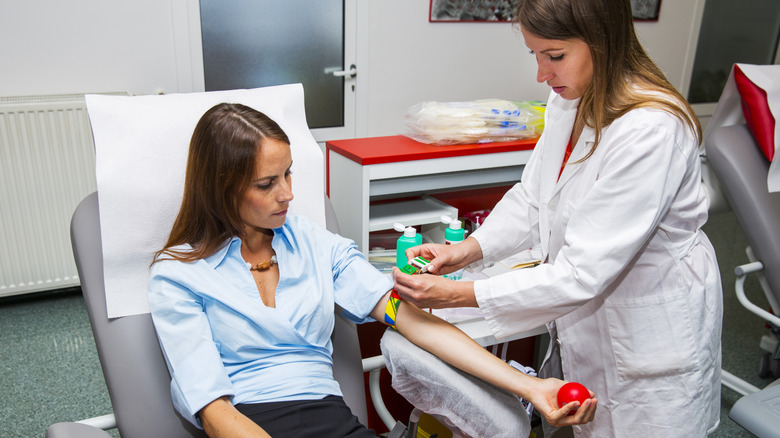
174 0 357 142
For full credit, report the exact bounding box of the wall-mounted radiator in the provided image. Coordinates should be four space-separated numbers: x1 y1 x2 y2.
0 93 123 297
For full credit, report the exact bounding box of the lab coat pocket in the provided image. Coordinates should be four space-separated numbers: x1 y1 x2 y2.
605 290 698 381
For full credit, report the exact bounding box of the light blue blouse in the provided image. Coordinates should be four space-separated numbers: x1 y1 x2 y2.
148 215 391 427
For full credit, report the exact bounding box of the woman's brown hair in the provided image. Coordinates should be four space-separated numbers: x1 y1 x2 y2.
514 0 702 158
153 103 290 264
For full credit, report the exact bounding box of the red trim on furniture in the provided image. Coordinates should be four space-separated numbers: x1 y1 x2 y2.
325 135 537 166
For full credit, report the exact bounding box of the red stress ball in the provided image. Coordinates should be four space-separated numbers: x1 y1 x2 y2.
557 382 590 415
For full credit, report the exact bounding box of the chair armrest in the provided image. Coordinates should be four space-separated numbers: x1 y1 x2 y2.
46 422 113 438
735 262 780 327
730 380 780 437
362 355 397 431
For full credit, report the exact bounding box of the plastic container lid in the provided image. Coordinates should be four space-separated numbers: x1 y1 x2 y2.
394 222 418 237
441 215 462 230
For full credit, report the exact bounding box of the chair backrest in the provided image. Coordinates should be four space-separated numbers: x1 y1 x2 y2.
705 124 780 303
71 192 367 437
325 199 370 425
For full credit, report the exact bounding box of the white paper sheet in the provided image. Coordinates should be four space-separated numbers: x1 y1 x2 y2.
86 85 325 318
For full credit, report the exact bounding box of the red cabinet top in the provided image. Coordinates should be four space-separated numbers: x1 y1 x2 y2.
325 135 537 166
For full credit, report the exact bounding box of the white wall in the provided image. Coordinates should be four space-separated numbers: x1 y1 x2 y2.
361 0 705 136
635 0 706 97
359 1 547 137
1 0 704 137
0 0 181 97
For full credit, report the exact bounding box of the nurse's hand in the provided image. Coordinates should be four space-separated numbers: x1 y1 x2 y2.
526 378 598 428
392 268 478 309
404 237 483 276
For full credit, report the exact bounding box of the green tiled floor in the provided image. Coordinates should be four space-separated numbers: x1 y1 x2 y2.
0 211 775 437
0 289 118 437
706 211 775 437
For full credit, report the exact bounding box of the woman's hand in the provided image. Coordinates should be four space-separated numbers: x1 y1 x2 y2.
403 237 483 276
524 378 598 428
392 267 477 309
200 396 271 438
393 237 483 309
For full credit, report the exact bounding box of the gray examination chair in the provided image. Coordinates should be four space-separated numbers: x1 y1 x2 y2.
46 192 370 437
706 124 780 437
49 192 529 438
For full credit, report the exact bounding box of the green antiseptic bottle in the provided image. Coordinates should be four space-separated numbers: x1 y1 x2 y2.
442 216 465 280
394 223 422 269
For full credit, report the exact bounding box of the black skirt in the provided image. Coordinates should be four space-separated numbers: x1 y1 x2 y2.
235 395 377 437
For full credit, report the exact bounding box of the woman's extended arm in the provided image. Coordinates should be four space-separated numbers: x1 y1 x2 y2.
369 292 597 427
199 397 271 438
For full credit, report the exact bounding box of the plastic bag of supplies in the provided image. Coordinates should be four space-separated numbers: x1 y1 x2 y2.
404 99 545 145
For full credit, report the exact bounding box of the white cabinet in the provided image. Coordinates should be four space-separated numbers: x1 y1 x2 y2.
326 135 536 253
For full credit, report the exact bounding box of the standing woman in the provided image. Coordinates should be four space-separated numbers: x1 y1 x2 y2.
394 0 722 436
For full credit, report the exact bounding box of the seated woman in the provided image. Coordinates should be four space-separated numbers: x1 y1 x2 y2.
148 103 597 437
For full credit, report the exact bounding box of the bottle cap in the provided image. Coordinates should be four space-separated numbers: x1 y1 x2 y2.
393 222 417 237
441 215 462 230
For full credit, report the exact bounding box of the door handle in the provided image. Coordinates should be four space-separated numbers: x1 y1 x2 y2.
330 64 357 78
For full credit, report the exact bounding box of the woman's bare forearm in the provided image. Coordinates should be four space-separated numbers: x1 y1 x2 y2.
368 292 596 426
199 397 271 438
393 303 536 398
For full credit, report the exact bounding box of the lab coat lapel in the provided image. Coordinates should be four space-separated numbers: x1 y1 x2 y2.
538 95 578 261
553 127 596 194
540 97 579 201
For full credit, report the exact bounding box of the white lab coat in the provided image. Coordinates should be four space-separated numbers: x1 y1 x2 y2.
471 91 722 437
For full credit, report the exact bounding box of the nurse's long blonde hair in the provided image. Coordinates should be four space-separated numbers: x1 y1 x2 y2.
514 0 702 157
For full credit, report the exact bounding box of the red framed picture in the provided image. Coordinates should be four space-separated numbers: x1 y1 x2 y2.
429 0 519 22
631 0 662 21
429 0 662 23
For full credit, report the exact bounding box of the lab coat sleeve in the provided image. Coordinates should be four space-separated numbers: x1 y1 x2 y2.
476 111 696 338
469 131 545 266
148 263 235 428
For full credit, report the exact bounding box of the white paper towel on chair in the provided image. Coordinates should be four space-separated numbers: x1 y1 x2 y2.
86 84 325 318
381 328 530 437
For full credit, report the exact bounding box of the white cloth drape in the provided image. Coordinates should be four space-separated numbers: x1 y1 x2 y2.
86 85 325 318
